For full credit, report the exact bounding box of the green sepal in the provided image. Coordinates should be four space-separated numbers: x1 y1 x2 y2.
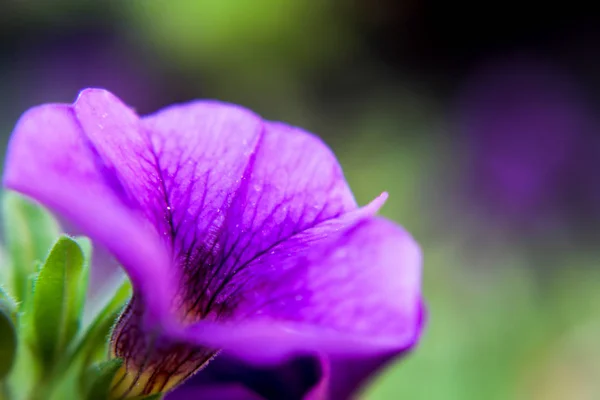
0 308 17 380
84 358 123 400
0 286 15 307
34 275 133 400
19 273 38 330
5 273 42 400
0 287 16 320
75 277 132 367
32 236 86 368
37 275 132 400
2 192 60 302
0 288 17 379
74 236 92 330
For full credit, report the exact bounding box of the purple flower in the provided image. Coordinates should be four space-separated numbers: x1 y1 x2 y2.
3 89 423 399
455 56 596 234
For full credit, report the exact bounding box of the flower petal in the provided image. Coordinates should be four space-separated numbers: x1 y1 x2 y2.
107 99 365 395
166 383 265 400
321 301 425 399
140 105 358 319
2 95 172 323
139 100 264 257
212 120 359 268
169 353 322 400
176 216 422 363
6 88 362 324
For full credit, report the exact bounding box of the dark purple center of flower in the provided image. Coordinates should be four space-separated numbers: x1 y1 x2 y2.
110 295 219 398
110 242 261 397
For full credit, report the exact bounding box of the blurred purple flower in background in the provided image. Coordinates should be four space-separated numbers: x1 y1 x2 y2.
3 89 423 399
1 26 172 127
455 56 599 237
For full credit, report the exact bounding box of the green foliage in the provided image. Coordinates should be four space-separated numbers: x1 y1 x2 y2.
74 237 92 327
0 193 133 399
32 236 85 367
74 278 131 368
0 308 16 380
0 286 16 318
84 359 123 400
2 193 60 302
126 0 351 73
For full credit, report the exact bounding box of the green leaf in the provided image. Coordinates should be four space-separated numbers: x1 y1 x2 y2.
32 236 85 367
0 286 14 304
0 286 16 317
2 192 60 302
84 358 123 400
36 276 132 399
5 273 41 400
16 272 39 346
0 308 17 379
74 237 92 329
20 273 38 328
74 277 132 367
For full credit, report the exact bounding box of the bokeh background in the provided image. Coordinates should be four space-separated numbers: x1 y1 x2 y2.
1 1 599 399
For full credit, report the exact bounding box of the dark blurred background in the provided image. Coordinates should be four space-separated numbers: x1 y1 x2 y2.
1 1 599 399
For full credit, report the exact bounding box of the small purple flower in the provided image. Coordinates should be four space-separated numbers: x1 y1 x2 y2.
455 56 595 234
3 89 423 399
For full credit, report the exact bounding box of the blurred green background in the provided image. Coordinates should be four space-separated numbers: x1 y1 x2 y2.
1 1 599 399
